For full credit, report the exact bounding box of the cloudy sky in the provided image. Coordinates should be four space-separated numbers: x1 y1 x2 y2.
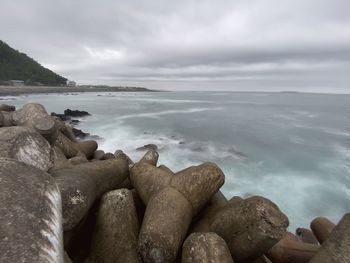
1 0 350 92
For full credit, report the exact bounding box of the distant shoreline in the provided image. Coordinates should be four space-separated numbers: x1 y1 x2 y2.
0 85 158 96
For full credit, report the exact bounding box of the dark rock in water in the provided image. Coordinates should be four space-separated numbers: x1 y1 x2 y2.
192 146 207 152
51 112 71 121
228 147 247 159
72 127 90 139
0 158 63 263
64 109 91 117
136 143 158 151
69 119 80 126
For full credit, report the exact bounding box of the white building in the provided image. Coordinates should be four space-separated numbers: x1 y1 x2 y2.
9 80 25 86
67 81 77 87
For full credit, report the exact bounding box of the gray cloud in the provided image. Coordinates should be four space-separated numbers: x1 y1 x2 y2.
1 0 350 92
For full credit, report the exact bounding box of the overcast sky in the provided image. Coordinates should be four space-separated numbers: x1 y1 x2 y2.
1 0 350 92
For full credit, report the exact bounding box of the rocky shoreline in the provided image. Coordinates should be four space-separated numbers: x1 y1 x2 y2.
0 102 349 263
0 85 157 96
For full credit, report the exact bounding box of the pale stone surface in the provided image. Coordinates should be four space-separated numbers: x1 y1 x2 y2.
0 126 52 171
0 158 63 263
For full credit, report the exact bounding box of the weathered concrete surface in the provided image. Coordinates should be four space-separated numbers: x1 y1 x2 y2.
75 140 98 159
0 158 63 263
54 131 79 158
170 162 225 215
102 152 115 159
88 189 140 263
252 255 272 263
0 111 3 127
139 150 159 166
310 217 335 244
50 146 70 172
12 103 49 127
191 190 228 233
309 213 350 263
0 103 15 112
138 187 193 263
53 117 77 142
33 115 58 143
51 158 129 231
0 126 53 171
131 189 146 224
68 156 88 165
131 162 173 204
157 164 174 174
53 131 97 159
296 228 319 244
1 111 14 126
93 150 105 160
182 232 234 263
115 149 134 164
136 162 225 263
64 251 73 263
266 232 319 263
209 196 289 263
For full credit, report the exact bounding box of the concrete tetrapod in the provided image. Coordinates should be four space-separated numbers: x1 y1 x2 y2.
0 111 14 127
88 189 140 263
266 232 319 263
11 103 60 143
138 149 159 166
0 158 63 263
309 213 350 263
0 103 15 112
50 158 129 231
131 161 225 262
12 103 49 127
0 111 3 127
208 196 289 263
296 228 319 244
191 191 229 233
54 131 98 159
310 217 335 244
0 126 53 171
182 232 234 263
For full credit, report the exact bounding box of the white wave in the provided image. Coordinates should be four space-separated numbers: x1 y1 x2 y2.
116 107 223 120
293 111 318 118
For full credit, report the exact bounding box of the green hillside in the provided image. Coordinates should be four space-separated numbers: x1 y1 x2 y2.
0 40 67 86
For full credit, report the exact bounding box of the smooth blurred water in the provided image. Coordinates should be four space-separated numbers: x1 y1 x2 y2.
5 91 350 231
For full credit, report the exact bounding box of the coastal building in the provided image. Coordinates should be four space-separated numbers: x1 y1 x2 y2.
67 80 77 87
9 80 25 86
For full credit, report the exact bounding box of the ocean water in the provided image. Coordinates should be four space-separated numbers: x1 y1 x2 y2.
4 91 350 231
